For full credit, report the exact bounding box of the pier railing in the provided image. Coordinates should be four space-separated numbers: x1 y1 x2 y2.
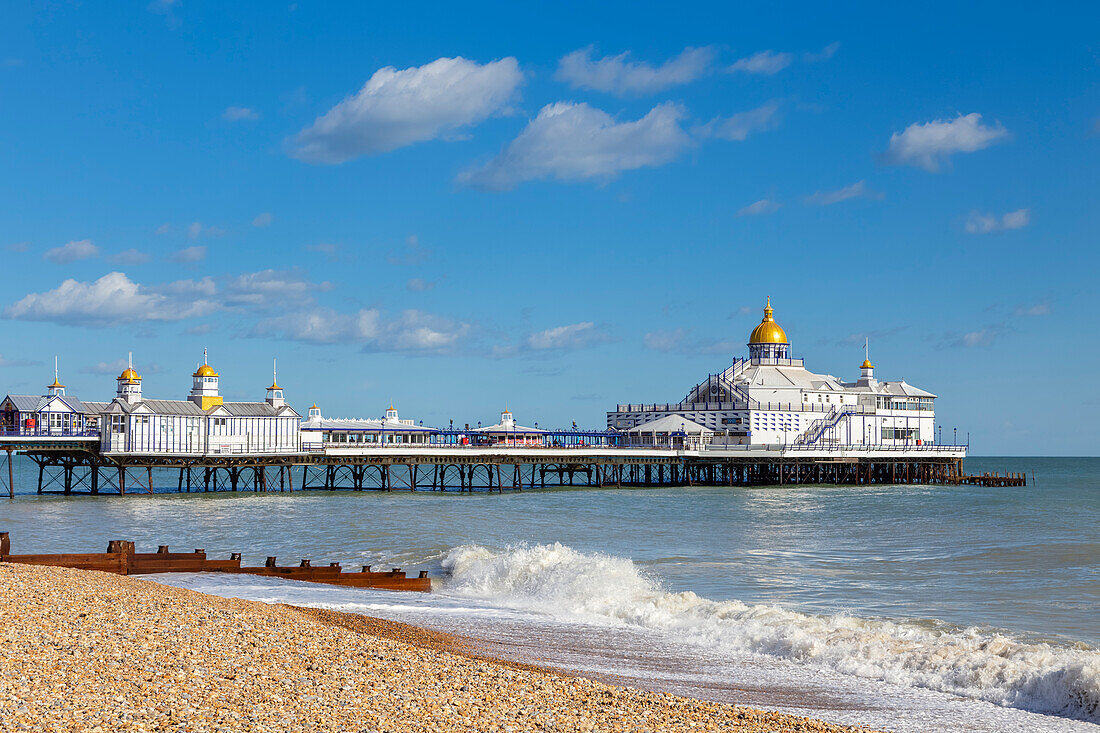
0 427 100 438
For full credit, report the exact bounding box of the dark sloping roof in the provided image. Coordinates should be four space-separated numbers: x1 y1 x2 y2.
4 395 42 411
221 402 279 417
82 401 111 414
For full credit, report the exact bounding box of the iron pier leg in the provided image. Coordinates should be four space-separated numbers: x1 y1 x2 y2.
91 464 99 495
119 466 126 495
147 467 154 495
37 462 44 494
7 449 14 499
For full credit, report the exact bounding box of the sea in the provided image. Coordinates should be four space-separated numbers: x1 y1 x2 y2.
1 455 1097 731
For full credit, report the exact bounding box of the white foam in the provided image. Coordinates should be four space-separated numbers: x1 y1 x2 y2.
441 543 1100 723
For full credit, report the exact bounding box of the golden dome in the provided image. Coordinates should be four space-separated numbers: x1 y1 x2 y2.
861 359 874 370
47 378 65 389
269 381 281 390
118 368 141 382
193 364 218 378
748 297 788 344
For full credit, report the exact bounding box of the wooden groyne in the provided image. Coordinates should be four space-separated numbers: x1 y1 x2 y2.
947 471 1026 487
0 532 431 592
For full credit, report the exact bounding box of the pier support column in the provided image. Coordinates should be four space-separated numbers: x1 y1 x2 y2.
147 467 154 495
6 448 14 499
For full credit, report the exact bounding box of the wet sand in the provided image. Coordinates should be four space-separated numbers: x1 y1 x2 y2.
0 563 881 732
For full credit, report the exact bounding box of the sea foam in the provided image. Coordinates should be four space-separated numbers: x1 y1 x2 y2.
441 542 1100 722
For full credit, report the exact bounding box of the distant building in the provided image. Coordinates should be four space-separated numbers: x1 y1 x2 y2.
608 299 936 447
300 403 437 449
471 408 547 446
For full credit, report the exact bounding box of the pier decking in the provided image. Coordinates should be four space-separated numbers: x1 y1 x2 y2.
0 432 997 497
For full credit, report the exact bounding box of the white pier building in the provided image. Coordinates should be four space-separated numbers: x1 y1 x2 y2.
96 353 301 455
608 299 937 448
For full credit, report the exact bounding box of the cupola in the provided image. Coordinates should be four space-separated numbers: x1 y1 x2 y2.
116 352 142 404
501 407 515 429
384 404 399 422
46 356 66 397
748 297 791 362
189 348 223 410
266 359 285 408
307 403 321 421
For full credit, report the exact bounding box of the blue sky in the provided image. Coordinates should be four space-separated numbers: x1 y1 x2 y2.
1 2 1097 454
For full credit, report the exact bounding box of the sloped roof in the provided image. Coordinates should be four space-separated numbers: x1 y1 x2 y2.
628 414 711 434
4 395 43 412
301 417 437 432
473 421 546 434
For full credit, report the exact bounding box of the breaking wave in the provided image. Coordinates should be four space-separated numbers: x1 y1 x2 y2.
441 543 1100 722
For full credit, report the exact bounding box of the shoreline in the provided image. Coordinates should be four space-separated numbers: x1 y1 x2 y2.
0 563 880 732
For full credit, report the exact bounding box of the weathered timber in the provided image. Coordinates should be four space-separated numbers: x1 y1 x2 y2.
0 532 430 592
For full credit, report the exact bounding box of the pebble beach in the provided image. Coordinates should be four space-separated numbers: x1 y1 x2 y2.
0 563 880 733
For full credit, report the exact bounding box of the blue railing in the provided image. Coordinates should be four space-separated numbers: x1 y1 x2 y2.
0 428 100 438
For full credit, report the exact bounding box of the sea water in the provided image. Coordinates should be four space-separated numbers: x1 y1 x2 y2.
1 456 1097 731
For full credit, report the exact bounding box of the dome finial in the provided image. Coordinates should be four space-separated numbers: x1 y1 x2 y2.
748 298 787 344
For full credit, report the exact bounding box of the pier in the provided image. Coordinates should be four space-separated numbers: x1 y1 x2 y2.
0 432 988 497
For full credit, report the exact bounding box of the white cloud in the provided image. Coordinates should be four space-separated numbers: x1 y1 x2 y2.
555 46 713 96
884 113 1009 172
728 50 792 75
6 241 29 252
526 322 610 351
252 212 273 227
4 272 219 326
965 208 1030 234
305 242 339 261
223 269 331 309
643 328 736 355
223 106 259 121
0 353 40 368
387 234 431 265
459 101 692 190
289 56 523 163
43 239 99 264
695 102 780 141
406 278 437 292
186 222 224 239
155 223 172 235
737 199 781 216
109 248 152 265
805 180 883 205
253 307 471 353
169 245 207 263
804 42 840 62
1015 302 1050 317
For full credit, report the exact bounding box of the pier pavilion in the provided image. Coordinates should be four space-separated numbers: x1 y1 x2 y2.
608 299 937 449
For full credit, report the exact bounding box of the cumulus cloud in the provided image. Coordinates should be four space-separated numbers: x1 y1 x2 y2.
109 248 152 265
223 106 259 121
555 46 713 96
4 272 219 326
186 222 224 239
222 269 332 310
387 234 431 265
289 56 523 163
1014 302 1050 317
252 212 274 227
526 322 610 351
728 50 793 75
804 42 840 62
805 180 883 205
169 245 207 263
406 278 437 292
253 307 471 353
737 199 781 216
44 239 99 264
643 328 736 355
884 113 1009 172
459 101 692 190
964 208 1030 234
695 102 781 142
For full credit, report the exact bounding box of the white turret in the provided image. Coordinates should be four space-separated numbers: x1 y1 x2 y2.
46 356 66 397
116 352 142 404
856 339 877 387
266 358 285 408
189 348 222 410
384 403 399 422
500 407 515 430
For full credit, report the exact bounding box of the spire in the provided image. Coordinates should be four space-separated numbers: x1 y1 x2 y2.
268 358 281 390
47 356 65 393
54 356 58 382
128 351 133 370
203 347 208 366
